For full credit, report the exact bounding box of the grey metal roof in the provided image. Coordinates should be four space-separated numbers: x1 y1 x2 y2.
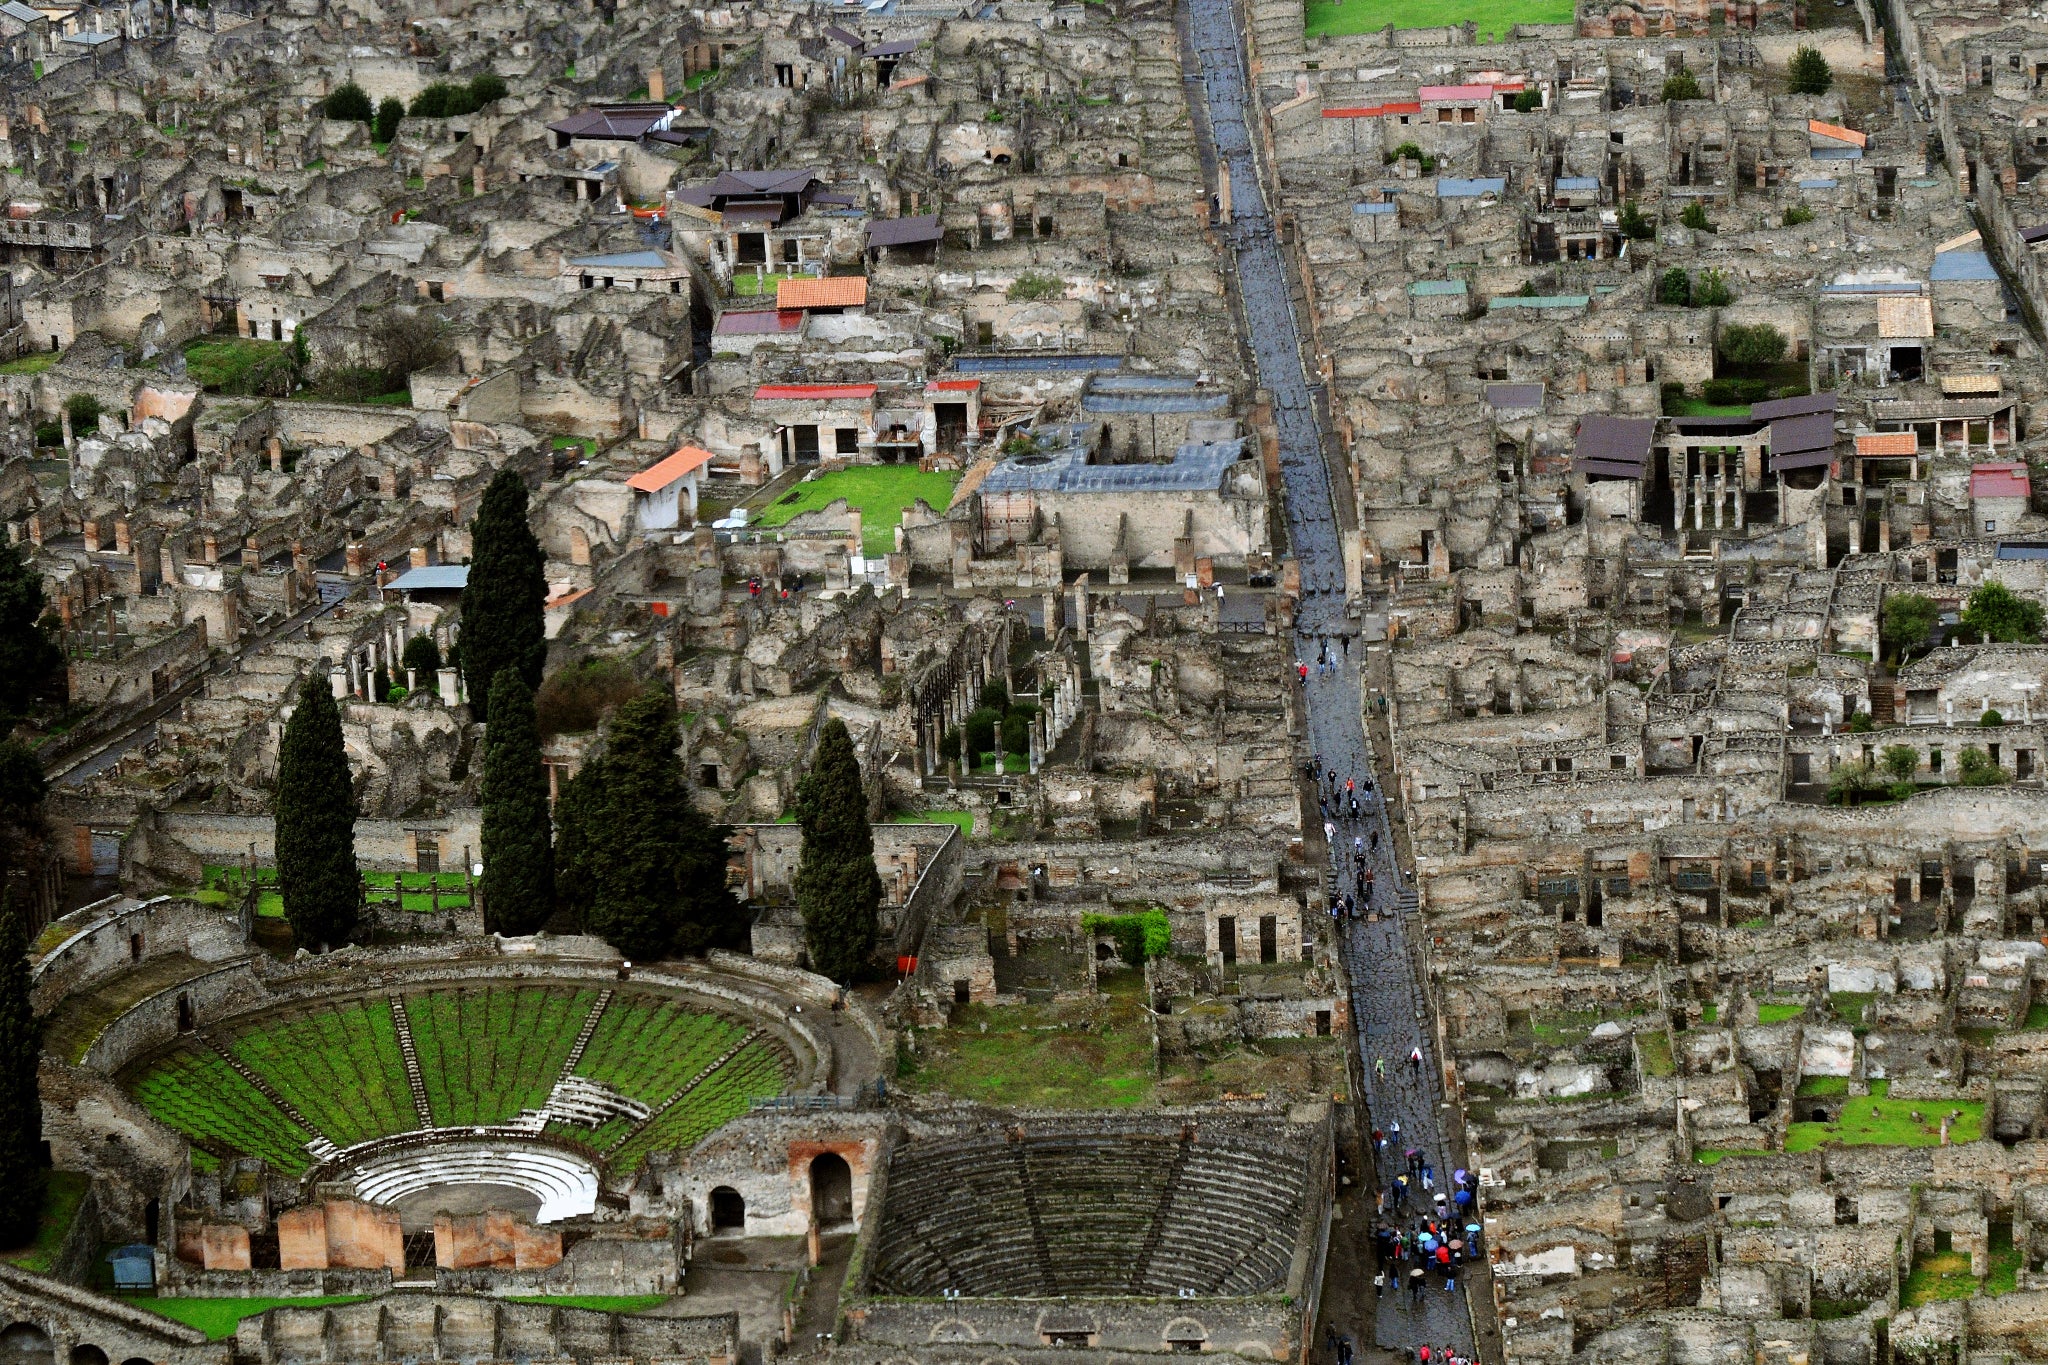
1770 447 1836 472
1437 177 1507 198
1554 177 1599 191
953 353 1122 374
387 565 470 592
979 433 1245 495
1573 416 1655 473
568 250 670 269
0 3 42 23
1769 412 1835 455
1932 250 1999 282
1751 393 1836 421
865 214 943 247
1485 383 1543 409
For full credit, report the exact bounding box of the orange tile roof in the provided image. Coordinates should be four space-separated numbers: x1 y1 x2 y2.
776 275 869 310
1854 432 1919 457
1809 119 1867 148
627 444 714 491
754 383 878 401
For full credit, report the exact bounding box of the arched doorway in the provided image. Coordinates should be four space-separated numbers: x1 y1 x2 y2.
0 1325 54 1365
709 1186 745 1233
69 1346 106 1365
811 1153 853 1229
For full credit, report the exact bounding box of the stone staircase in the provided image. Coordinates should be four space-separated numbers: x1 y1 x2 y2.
560 989 612 1076
387 995 434 1129
199 1033 340 1161
1128 1129 1195 1291
601 1029 760 1157
1869 683 1896 727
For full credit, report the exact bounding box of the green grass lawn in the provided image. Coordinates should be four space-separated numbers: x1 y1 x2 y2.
183 337 293 394
900 974 1155 1108
0 1171 88 1274
731 270 803 298
1692 1148 1765 1165
1797 1075 1849 1097
1666 397 1753 418
0 351 57 375
1757 1002 1804 1024
1636 1030 1675 1078
2025 999 2048 1030
136 1296 369 1338
1784 1093 1983 1154
1304 0 1571 40
893 810 972 837
753 467 961 556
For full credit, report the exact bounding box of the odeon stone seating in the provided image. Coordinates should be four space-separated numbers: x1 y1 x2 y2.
870 1129 1311 1298
347 1140 601 1223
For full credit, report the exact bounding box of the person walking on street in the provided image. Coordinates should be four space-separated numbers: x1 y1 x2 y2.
1410 1046 1424 1073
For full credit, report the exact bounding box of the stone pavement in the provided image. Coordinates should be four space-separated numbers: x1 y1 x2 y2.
1176 0 1477 1356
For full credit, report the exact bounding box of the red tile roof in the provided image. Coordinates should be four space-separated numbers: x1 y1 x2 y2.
1322 102 1422 118
1854 432 1919 457
776 275 869 309
926 378 980 392
627 445 714 492
1419 84 1494 101
754 383 878 401
1972 462 2031 500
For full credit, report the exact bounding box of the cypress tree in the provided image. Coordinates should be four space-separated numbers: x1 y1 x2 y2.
0 539 59 720
793 718 881 983
481 668 555 935
572 690 743 961
275 674 359 951
459 467 547 723
0 894 42 1247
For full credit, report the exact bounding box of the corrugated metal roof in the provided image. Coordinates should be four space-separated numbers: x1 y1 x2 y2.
1810 146 1863 161
866 214 943 247
1489 294 1589 310
1437 177 1507 198
1573 415 1655 472
1769 412 1835 455
1485 383 1544 409
980 435 1246 495
567 250 672 269
388 565 470 592
1797 178 1839 189
1751 393 1837 421
953 354 1123 374
1554 176 1599 191
1408 280 1468 296
1353 202 1397 215
1770 448 1836 473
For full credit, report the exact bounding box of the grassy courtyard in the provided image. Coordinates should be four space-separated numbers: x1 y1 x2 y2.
138 1296 370 1338
754 467 961 556
900 972 1156 1108
1304 0 1572 41
0 1171 88 1274
1784 1080 1984 1153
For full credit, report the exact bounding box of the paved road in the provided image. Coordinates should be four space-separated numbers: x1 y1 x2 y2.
1176 0 1476 1355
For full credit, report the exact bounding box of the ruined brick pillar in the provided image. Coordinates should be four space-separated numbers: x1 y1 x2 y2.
345 542 364 577
202 532 217 563
113 518 130 554
81 518 99 553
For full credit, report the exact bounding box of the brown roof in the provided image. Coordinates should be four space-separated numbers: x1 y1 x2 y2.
777 275 869 310
1876 296 1933 339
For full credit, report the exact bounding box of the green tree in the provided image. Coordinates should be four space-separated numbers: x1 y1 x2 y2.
1963 580 2044 643
1618 201 1655 240
322 81 373 123
1882 592 1939 663
1679 202 1715 233
480 669 554 936
1693 268 1733 307
1827 759 1880 806
1982 708 2006 727
1658 268 1692 306
1661 68 1703 101
274 674 359 951
792 718 881 983
63 394 100 432
0 541 59 719
1881 745 1919 783
561 691 741 960
374 97 404 143
0 896 43 1247
401 633 442 677
372 664 391 704
1788 46 1833 95
1513 90 1542 112
1719 322 1787 366
459 467 546 723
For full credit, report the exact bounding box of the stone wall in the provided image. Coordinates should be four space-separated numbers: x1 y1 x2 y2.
236 1295 738 1365
30 895 247 1015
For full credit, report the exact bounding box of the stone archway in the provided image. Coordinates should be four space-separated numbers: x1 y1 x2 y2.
710 1186 745 1232
68 1347 106 1365
811 1152 853 1229
0 1325 53 1365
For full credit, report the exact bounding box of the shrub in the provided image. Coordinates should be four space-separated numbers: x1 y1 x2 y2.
1658 268 1692 306
1007 271 1064 302
1513 90 1542 112
534 658 643 736
401 633 442 677
1692 268 1733 307
1827 759 1879 805
1679 202 1715 232
63 393 101 433
1959 746 2008 785
1982 708 2006 727
1702 377 1771 405
1719 322 1787 367
1617 201 1655 240
1081 908 1172 968
374 98 404 144
1789 46 1833 96
1001 710 1030 755
1661 68 1703 102
1847 711 1873 734
963 705 1003 760
1385 142 1436 173
1660 381 1687 414
1783 204 1815 226
322 81 373 124
408 73 507 119
468 72 508 104
979 681 1010 711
